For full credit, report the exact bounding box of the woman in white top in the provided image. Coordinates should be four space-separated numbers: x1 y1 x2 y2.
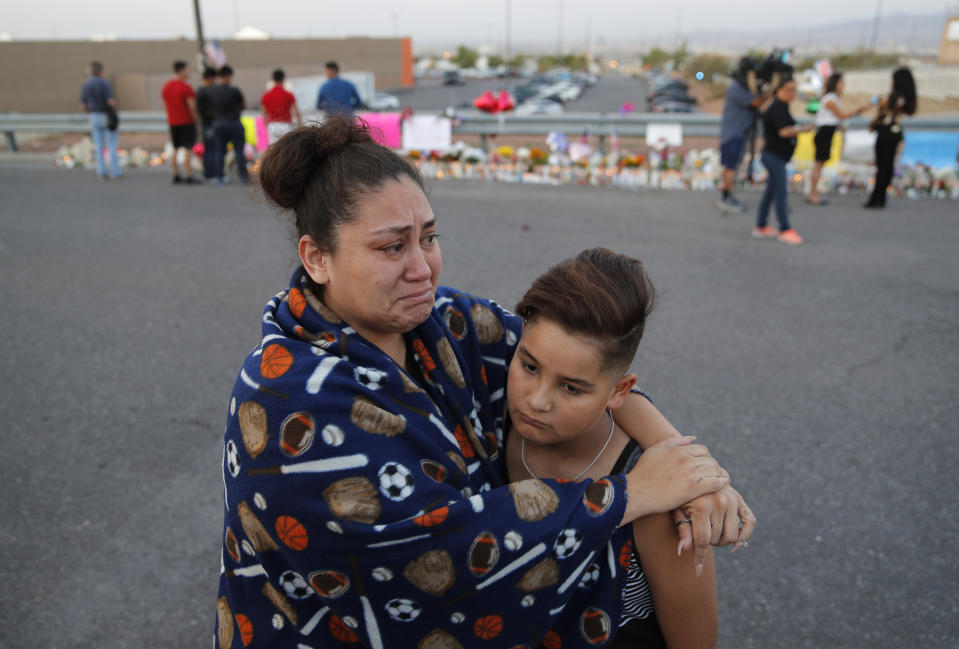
807 72 868 206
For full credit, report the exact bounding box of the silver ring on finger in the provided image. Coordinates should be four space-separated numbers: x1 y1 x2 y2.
675 517 691 528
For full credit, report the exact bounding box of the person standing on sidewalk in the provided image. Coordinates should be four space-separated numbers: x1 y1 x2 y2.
208 65 249 185
752 77 813 245
79 61 122 181
161 60 200 184
195 67 219 183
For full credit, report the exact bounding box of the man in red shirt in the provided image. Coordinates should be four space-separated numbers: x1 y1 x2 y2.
259 68 301 145
161 60 200 184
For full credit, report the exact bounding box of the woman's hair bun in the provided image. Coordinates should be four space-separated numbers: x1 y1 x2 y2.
259 116 375 210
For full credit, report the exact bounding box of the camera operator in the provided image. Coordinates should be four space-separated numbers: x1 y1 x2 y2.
716 58 770 213
716 51 794 213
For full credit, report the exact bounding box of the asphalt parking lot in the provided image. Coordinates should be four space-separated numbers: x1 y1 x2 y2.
0 161 956 648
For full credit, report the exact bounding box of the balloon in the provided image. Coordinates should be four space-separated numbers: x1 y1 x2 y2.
495 90 515 113
546 131 569 154
474 91 498 113
193 142 205 156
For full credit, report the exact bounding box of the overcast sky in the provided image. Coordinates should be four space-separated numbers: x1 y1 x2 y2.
1 0 954 50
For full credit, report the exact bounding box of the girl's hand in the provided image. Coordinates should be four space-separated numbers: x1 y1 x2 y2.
674 485 757 575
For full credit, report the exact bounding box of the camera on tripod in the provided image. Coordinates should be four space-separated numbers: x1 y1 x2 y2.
731 49 794 98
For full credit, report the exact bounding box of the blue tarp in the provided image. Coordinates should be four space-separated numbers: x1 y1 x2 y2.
900 131 959 169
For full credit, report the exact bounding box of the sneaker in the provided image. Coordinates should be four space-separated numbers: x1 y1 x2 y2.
217 177 231 186
778 229 804 245
751 225 778 239
183 176 200 185
716 196 746 213
172 175 183 184
97 175 108 183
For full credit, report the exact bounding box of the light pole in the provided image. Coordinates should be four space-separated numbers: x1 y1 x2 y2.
869 0 883 51
505 0 512 64
192 0 207 67
558 2 564 56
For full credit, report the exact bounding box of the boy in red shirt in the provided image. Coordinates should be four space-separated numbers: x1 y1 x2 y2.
161 60 199 184
259 69 301 145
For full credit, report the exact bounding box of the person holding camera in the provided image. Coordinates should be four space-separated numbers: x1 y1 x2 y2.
752 77 813 245
716 69 767 213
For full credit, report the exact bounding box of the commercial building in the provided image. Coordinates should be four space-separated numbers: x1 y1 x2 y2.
0 37 413 113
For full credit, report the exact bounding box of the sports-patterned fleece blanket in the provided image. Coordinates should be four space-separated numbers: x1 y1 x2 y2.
216 268 632 649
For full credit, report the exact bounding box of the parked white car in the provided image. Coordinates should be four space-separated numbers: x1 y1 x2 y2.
366 93 401 111
514 98 564 116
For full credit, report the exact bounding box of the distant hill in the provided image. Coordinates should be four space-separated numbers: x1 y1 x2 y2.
673 13 948 55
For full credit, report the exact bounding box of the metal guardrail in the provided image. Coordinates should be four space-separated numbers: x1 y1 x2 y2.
3 110 958 152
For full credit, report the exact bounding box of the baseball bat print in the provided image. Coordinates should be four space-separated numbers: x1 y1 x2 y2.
306 356 341 394
476 542 548 591
248 454 368 476
366 523 467 549
240 367 289 401
299 606 330 636
347 555 385 649
429 414 463 452
557 552 597 595
224 564 268 579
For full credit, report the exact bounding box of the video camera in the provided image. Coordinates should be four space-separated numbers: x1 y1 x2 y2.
732 48 794 98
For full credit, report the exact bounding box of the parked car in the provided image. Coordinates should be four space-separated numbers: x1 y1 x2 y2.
366 93 400 111
442 70 463 85
647 74 697 112
514 97 564 116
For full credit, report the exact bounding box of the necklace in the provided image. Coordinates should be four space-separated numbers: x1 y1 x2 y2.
521 409 615 481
